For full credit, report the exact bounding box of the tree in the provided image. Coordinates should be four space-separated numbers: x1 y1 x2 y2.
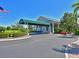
72 0 79 13
60 12 76 33
6 26 11 30
0 26 5 32
72 0 79 30
11 25 19 30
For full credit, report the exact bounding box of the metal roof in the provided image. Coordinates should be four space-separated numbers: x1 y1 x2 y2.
19 19 50 26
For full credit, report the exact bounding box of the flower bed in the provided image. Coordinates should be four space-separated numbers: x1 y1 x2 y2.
59 32 68 35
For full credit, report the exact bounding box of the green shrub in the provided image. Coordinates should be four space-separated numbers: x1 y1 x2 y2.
28 28 33 33
8 30 27 37
75 30 79 35
6 26 11 30
0 30 27 38
12 32 26 37
54 28 62 33
19 28 27 32
0 33 9 38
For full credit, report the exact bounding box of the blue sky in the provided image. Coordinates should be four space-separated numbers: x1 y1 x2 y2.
0 0 76 26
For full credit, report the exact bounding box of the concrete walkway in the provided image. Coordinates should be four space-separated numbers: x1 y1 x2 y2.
0 34 77 58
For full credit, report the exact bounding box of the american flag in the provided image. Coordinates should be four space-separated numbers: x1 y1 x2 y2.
0 6 9 13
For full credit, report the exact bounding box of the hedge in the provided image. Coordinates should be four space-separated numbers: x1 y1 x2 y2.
0 33 9 38
0 30 27 38
12 32 26 37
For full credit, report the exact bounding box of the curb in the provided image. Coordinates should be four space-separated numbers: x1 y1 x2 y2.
65 44 71 58
0 35 31 41
65 50 69 58
73 38 79 44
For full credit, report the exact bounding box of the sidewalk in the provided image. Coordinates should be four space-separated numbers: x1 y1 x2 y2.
68 54 79 58
0 35 31 41
66 38 79 58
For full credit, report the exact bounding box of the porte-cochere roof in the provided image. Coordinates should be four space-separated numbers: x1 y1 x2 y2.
19 19 50 26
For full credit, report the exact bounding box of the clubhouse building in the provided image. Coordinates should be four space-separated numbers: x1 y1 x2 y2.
19 16 55 34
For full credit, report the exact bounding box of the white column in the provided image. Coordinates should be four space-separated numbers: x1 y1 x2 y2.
52 23 54 34
26 22 29 35
48 24 51 33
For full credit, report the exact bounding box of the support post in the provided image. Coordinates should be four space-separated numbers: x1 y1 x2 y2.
26 22 29 35
53 23 54 34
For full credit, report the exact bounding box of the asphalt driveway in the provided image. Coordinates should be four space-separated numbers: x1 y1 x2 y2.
0 34 77 58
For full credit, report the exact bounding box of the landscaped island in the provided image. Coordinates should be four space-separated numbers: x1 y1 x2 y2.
0 25 32 38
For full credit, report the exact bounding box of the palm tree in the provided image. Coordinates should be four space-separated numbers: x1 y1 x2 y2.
72 0 79 30
72 0 79 13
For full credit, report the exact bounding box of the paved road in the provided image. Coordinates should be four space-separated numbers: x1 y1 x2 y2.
0 34 77 58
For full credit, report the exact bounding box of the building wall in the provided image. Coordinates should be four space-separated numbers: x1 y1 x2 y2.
37 16 54 33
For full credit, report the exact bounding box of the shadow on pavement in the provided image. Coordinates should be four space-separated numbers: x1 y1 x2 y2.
58 36 74 38
30 31 49 35
67 48 79 54
52 48 65 53
52 44 79 54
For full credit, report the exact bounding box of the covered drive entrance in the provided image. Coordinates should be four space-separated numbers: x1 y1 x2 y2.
19 19 54 35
